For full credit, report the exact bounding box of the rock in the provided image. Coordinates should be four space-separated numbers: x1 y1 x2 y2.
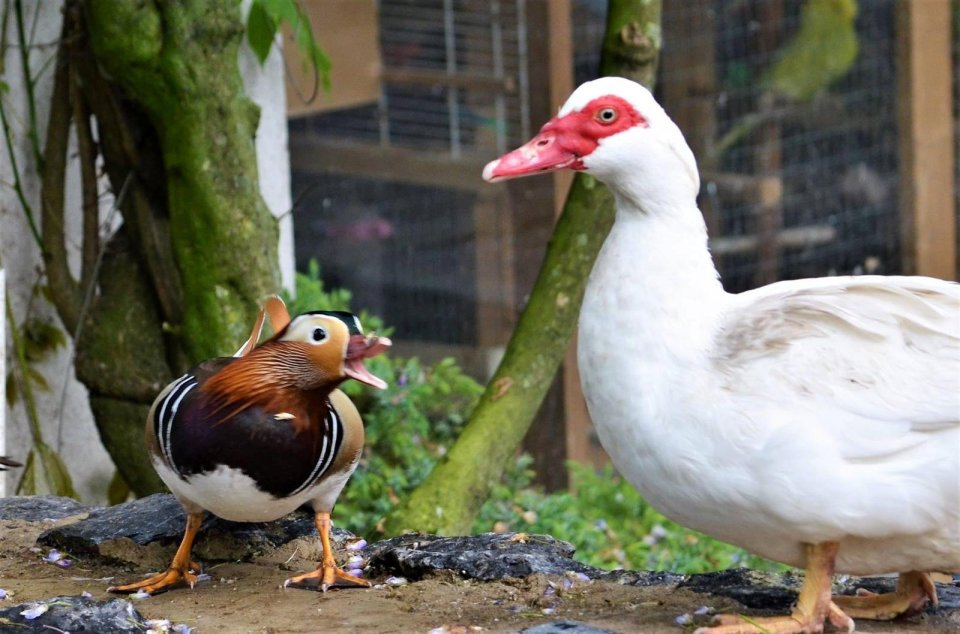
520 620 620 634
37 493 355 566
595 570 683 587
366 532 600 582
0 495 91 522
0 595 148 632
679 568 802 610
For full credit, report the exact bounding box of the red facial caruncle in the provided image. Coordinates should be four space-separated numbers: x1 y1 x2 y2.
482 95 648 182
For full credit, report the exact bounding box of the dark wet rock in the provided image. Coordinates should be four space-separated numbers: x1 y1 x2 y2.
520 620 620 634
37 493 354 565
595 569 683 587
366 532 600 582
680 568 802 610
0 495 91 522
0 595 148 632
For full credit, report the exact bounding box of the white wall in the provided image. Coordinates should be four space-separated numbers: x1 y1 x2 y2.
1 0 294 502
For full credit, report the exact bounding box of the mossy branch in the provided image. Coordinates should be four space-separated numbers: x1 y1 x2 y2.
382 0 662 536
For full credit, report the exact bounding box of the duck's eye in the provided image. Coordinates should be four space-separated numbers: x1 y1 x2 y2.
310 327 328 343
597 108 617 124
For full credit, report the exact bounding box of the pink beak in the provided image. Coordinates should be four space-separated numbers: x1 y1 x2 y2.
482 128 582 182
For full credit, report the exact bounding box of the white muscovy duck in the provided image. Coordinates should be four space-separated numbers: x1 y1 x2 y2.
483 77 959 634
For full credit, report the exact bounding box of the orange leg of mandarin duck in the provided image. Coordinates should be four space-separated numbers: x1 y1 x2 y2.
283 511 371 592
695 542 855 634
108 512 204 595
831 570 937 621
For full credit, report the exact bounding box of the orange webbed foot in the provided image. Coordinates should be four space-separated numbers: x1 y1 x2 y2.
283 564 370 592
107 561 203 596
831 571 937 621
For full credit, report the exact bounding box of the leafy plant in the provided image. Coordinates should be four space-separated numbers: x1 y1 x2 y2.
477 461 784 575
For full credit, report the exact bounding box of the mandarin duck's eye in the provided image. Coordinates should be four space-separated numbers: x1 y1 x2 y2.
311 327 328 343
597 108 617 123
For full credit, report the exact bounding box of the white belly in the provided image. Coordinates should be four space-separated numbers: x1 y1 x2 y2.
152 459 352 523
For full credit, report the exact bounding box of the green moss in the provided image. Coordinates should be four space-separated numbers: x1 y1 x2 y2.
86 0 280 362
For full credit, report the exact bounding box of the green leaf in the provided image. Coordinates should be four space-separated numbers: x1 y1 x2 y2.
16 449 38 495
23 318 67 362
36 441 77 499
246 0 278 65
246 0 331 90
5 371 18 407
25 366 50 393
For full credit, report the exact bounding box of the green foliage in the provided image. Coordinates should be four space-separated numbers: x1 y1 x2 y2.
292 262 782 574
246 0 331 89
477 461 784 575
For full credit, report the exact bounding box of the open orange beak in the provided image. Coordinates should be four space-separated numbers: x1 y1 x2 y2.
344 334 392 389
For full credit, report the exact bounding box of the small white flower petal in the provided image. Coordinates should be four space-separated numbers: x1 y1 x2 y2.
21 603 49 620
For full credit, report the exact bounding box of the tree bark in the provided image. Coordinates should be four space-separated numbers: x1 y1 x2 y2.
382 0 662 536
35 0 280 494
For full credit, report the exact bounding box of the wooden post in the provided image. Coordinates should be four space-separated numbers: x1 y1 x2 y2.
897 0 956 280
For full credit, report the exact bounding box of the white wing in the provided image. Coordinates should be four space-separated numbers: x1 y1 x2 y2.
712 275 959 543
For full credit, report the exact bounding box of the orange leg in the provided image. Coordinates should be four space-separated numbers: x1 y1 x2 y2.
108 512 204 595
832 571 937 620
695 542 854 634
283 511 371 592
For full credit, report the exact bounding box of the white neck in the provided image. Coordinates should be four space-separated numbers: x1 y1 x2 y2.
580 193 727 371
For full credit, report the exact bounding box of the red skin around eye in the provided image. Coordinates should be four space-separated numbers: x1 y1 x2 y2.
482 94 648 181
542 96 648 169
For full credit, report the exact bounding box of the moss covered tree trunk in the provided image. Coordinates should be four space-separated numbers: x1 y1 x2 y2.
382 0 662 536
38 0 279 494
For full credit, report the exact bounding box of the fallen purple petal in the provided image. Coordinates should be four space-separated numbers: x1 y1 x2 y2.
21 603 49 620
594 518 608 531
346 554 364 566
145 619 171 633
694 606 714 616
80 591 93 599
0 589 7 600
541 607 556 616
171 625 193 634
571 572 591 582
42 549 62 563
675 613 692 626
561 577 573 590
346 538 368 551
55 559 73 569
384 576 408 587
195 573 211 583
543 586 556 597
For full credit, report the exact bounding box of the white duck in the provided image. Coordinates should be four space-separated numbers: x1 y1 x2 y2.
483 77 959 634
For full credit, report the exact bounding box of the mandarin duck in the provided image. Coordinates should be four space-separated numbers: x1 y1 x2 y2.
108 296 390 595
483 77 959 634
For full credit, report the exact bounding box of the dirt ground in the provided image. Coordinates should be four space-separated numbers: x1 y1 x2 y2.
0 517 949 633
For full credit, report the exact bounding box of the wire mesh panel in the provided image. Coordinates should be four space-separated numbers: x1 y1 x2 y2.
662 0 901 292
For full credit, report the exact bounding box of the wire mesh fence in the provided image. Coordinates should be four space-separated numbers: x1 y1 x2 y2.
289 0 954 363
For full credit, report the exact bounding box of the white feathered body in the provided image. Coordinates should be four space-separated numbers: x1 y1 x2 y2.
579 198 960 575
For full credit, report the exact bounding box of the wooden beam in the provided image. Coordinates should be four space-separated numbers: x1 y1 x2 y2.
896 0 956 280
289 137 491 192
381 67 517 94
